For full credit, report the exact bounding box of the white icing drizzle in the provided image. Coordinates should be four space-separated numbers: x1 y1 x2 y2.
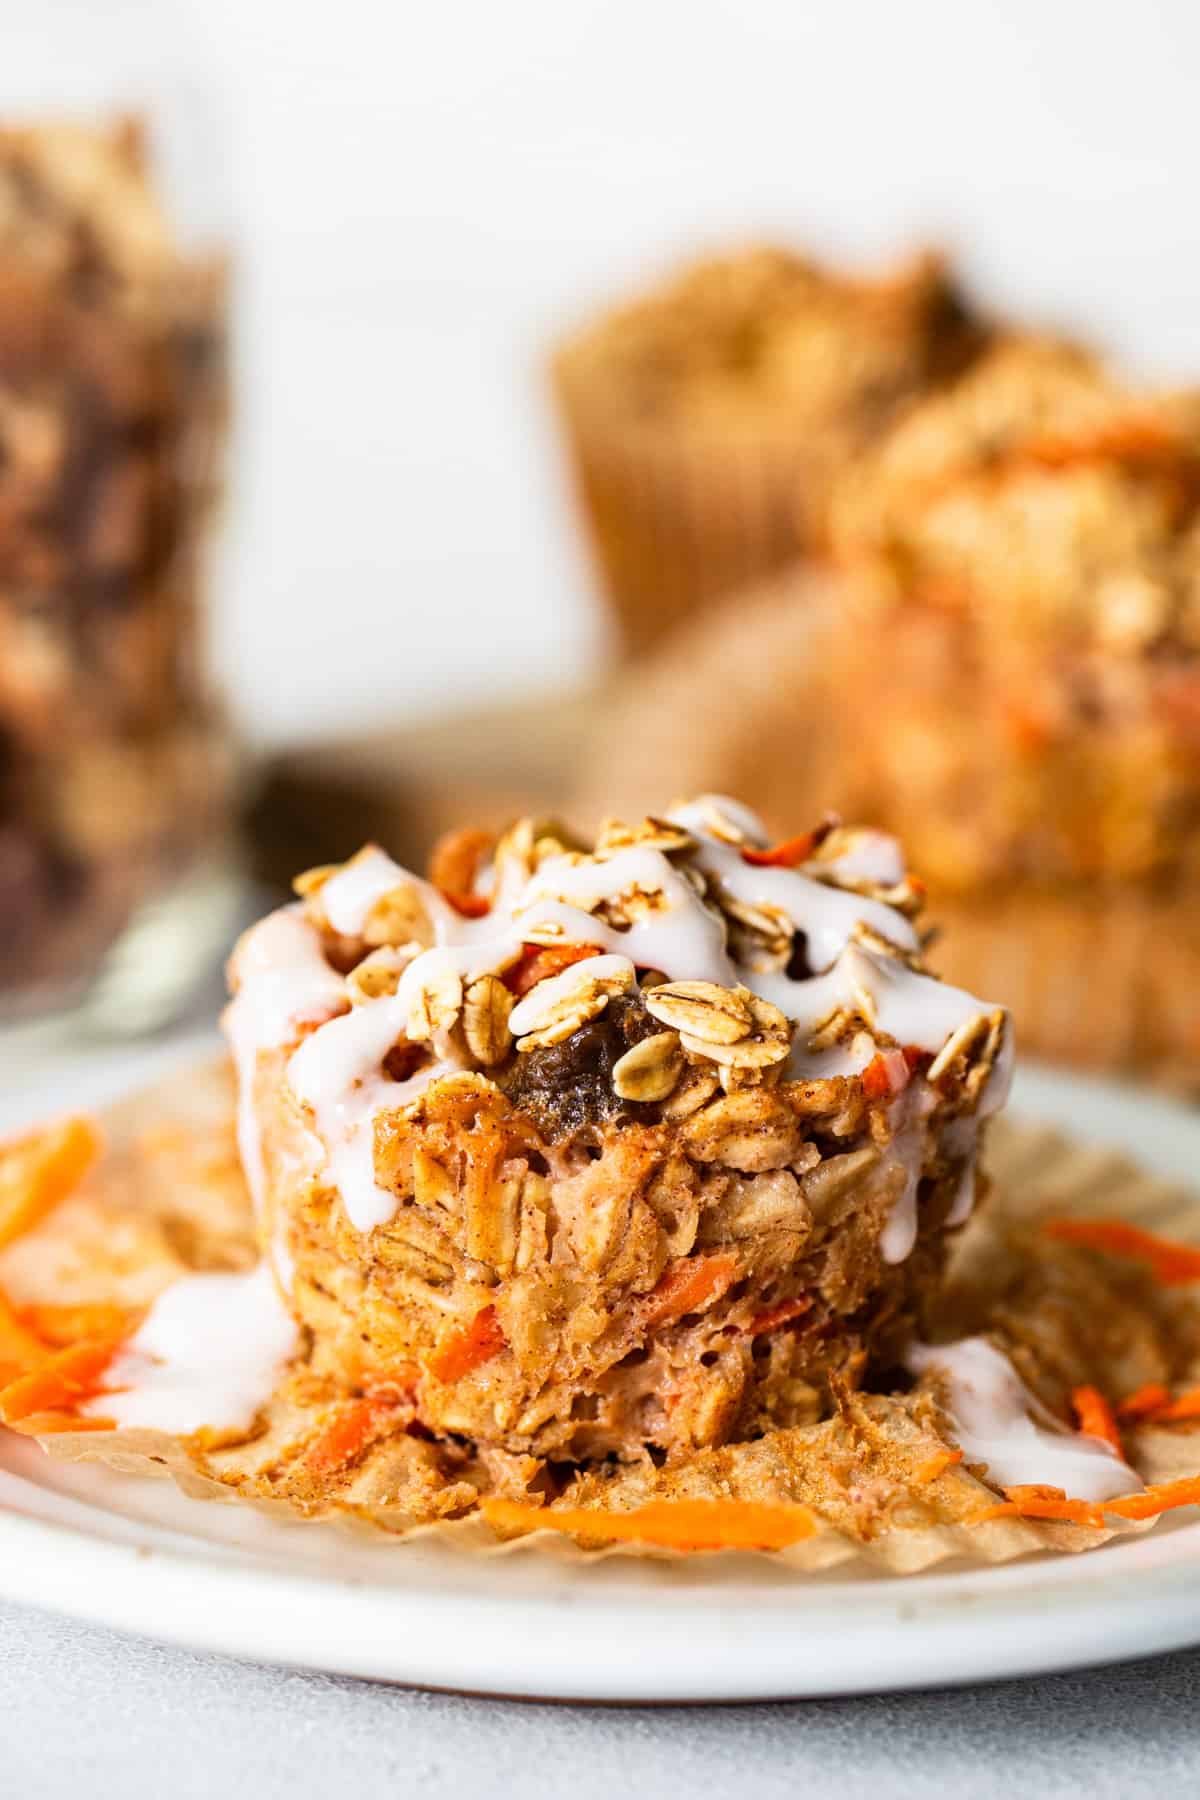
946 1162 977 1228
907 1336 1138 1502
670 794 770 847
878 1082 938 1264
786 1029 879 1083
319 846 411 936
271 1219 297 1294
819 830 906 887
666 810 920 974
225 795 1009 1258
222 908 347 1216
85 1265 300 1436
524 847 734 984
287 992 452 1233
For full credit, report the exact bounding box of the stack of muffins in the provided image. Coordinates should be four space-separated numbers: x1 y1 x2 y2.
555 250 1200 1087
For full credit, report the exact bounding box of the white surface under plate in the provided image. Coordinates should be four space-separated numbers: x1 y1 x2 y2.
2 1053 1200 1702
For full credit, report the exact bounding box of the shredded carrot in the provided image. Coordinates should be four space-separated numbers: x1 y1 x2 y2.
5 1410 117 1436
0 1288 52 1383
1023 416 1181 472
1002 1484 1105 1529
301 1395 402 1477
860 1054 892 1100
913 1447 963 1486
428 827 495 919
969 1500 1019 1524
17 1302 136 1348
744 1295 812 1337
641 1253 736 1332
1127 1386 1200 1426
861 1049 911 1101
1043 1218 1200 1285
1117 1382 1171 1421
481 1496 816 1551
1106 1476 1200 1521
440 890 491 919
504 941 602 998
0 1338 122 1424
428 1305 506 1384
740 832 819 869
0 1116 101 1251
1002 699 1056 757
1071 1385 1124 1457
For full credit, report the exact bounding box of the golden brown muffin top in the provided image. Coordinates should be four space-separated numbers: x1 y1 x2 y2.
554 244 980 434
831 336 1200 654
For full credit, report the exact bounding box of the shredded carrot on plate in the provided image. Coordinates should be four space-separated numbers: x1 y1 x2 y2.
1043 1218 1200 1285
1071 1385 1124 1457
0 1287 53 1384
428 1304 506 1384
482 1496 816 1551
1117 1382 1172 1421
5 1409 117 1436
0 1116 101 1251
641 1253 736 1331
0 1338 123 1425
975 1485 1105 1529
1146 1388 1200 1424
1008 1485 1105 1528
17 1302 136 1348
1115 1386 1200 1427
1106 1477 1200 1521
913 1447 963 1486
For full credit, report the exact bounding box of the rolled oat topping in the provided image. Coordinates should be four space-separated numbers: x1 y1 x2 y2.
224 797 1011 1259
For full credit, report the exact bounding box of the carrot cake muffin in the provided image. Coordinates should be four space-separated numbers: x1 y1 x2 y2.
8 802 1200 1564
222 795 1010 1465
552 245 981 655
827 336 1200 893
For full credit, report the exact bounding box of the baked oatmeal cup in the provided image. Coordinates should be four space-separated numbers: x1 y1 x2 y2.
10 797 1200 1564
827 336 1200 893
225 795 1011 1466
552 245 982 655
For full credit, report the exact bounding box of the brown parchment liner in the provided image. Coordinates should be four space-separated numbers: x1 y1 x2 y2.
4 1058 1200 1573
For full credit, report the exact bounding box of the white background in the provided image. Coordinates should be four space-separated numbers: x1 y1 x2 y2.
10 1 1200 746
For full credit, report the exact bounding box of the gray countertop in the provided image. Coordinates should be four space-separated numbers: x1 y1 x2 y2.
2 1599 1198 1798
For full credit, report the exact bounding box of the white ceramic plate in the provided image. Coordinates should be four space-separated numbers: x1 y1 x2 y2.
2 1055 1200 1701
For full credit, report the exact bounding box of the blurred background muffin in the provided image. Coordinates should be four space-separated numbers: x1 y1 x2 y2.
552 245 982 656
826 338 1200 893
572 337 1200 1087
